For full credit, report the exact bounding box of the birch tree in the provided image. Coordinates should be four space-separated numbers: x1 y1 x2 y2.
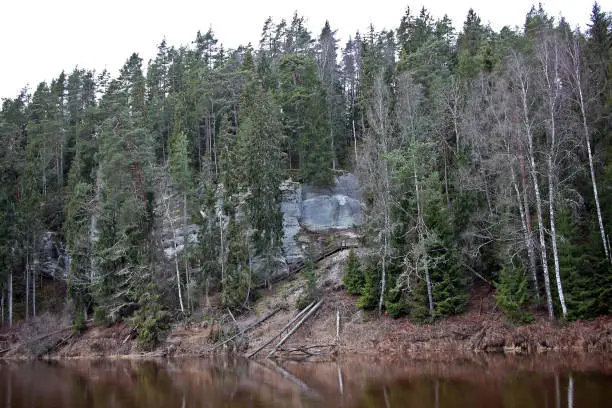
536 31 568 317
509 51 555 320
360 73 396 315
564 30 610 261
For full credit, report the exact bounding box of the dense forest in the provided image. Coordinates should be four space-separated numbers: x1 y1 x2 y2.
0 3 610 347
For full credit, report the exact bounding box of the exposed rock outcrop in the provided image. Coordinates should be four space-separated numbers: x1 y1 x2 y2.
159 173 363 266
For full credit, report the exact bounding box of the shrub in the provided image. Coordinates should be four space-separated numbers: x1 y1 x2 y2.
358 263 380 310
296 259 321 310
72 311 87 333
343 250 364 295
495 265 534 324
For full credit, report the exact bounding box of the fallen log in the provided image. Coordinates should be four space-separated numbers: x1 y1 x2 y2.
204 307 282 355
278 344 336 357
247 300 316 359
268 299 323 358
0 326 72 357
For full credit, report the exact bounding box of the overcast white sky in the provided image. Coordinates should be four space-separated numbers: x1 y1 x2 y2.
0 0 607 100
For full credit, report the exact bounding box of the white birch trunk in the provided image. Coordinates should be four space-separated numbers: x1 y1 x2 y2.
219 212 225 285
8 272 12 328
32 264 36 318
164 192 185 313
530 151 554 320
518 67 555 320
25 251 29 321
352 120 357 165
424 249 434 313
511 163 540 302
183 193 190 312
540 36 567 317
567 37 609 261
378 160 390 315
548 156 567 317
520 158 539 300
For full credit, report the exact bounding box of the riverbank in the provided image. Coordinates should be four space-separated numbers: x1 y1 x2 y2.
1 250 611 360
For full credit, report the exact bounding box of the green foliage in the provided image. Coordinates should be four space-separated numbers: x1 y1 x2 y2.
432 255 469 318
72 311 87 333
278 54 333 187
494 265 534 324
384 272 410 318
409 280 433 323
2 7 612 332
221 218 251 311
343 250 364 295
130 289 171 351
558 210 612 320
358 262 380 310
93 307 111 327
296 259 321 310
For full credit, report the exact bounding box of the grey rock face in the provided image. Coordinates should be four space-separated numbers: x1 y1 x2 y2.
159 174 362 265
299 173 363 233
280 180 303 264
279 173 363 261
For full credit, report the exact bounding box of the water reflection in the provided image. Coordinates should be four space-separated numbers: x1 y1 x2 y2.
0 355 611 407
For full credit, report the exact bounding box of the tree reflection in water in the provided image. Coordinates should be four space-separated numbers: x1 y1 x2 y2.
0 355 610 407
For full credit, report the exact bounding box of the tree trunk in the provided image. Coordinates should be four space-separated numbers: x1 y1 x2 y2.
424 247 434 314
352 120 358 165
25 252 30 321
183 193 190 312
378 159 390 316
510 163 540 302
32 264 36 318
219 212 225 285
530 152 554 320
540 35 567 317
8 272 12 328
164 192 185 313
516 64 555 320
1 289 4 326
568 38 609 262
414 167 433 314
548 156 567 317
520 156 539 300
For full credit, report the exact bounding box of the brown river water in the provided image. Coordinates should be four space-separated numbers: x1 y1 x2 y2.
1 354 611 407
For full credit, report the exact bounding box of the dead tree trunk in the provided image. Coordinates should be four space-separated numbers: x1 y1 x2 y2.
268 299 323 357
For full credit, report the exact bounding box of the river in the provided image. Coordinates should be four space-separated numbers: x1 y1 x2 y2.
1 354 611 407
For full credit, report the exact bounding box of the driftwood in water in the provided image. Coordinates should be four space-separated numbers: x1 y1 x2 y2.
247 300 316 359
205 307 282 354
268 299 323 358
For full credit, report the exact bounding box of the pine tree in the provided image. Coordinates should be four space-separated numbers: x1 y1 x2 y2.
343 249 364 295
